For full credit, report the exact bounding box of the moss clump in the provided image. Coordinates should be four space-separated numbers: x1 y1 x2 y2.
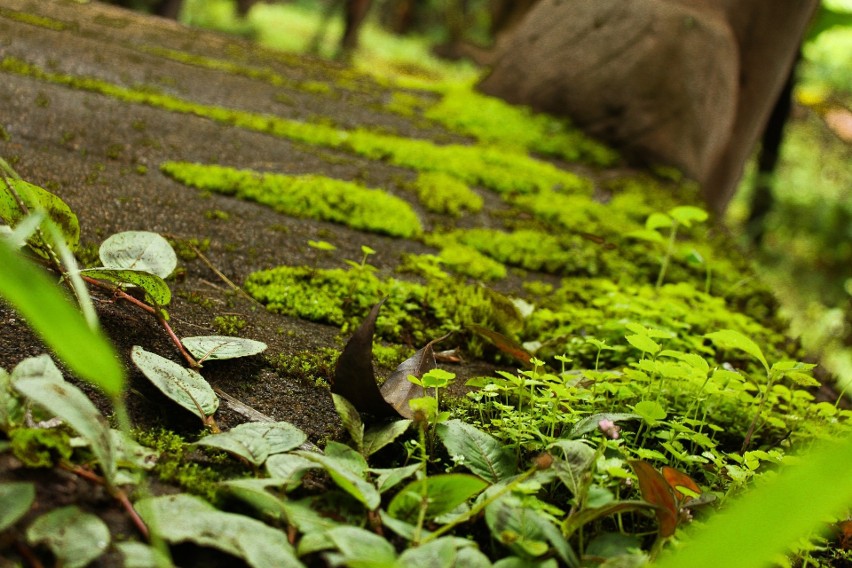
412 172 483 217
10 427 73 468
167 236 211 262
268 347 340 387
213 314 247 336
133 428 235 505
423 87 619 167
436 244 508 282
432 228 613 278
161 162 422 238
244 265 516 350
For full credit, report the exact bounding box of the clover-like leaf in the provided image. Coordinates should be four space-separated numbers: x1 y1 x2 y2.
99 230 177 278
136 494 303 568
27 506 110 568
705 330 769 373
131 346 219 420
0 482 35 531
181 336 267 363
79 268 171 307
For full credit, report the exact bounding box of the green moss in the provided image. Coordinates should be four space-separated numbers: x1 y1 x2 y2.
0 124 9 141
412 172 483 217
1 56 592 197
10 427 73 468
167 236 210 262
161 161 422 238
212 314 247 336
436 243 507 282
423 87 619 167
133 428 235 504
268 347 340 387
431 228 614 278
384 91 433 117
204 209 230 221
0 7 70 31
244 265 515 351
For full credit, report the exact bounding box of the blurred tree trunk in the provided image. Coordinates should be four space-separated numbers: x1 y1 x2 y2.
478 0 818 214
340 0 373 56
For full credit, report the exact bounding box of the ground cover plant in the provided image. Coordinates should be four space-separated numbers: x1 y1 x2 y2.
0 1 850 567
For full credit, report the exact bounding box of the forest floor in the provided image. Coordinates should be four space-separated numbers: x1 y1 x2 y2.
1 1 849 567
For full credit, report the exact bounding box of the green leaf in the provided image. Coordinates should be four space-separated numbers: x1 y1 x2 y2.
332 393 364 452
668 205 708 228
79 268 171 307
654 435 852 568
705 329 769 372
0 177 80 256
26 506 110 568
99 230 177 278
633 401 667 426
196 421 307 466
220 478 289 520
486 495 578 566
625 334 660 356
0 482 35 531
14 377 116 484
625 229 665 244
549 440 595 496
136 494 303 568
397 537 473 567
0 241 124 397
387 474 488 523
11 354 64 383
294 450 381 509
265 454 320 490
131 346 219 419
181 335 267 363
437 419 517 483
369 463 421 494
645 212 674 231
363 419 411 456
325 526 397 568
115 542 172 568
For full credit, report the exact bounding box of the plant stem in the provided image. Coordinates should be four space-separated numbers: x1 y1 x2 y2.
420 466 537 544
656 224 679 289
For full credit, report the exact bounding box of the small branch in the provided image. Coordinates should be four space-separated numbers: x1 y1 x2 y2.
61 463 150 540
82 275 199 368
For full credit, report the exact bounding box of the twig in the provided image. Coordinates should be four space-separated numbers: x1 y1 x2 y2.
82 275 199 368
61 463 150 540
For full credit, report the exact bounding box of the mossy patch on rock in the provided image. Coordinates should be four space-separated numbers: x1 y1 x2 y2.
160 161 423 238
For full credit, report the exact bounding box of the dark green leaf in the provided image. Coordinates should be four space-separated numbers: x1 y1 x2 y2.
388 473 488 523
437 419 517 483
79 268 171 307
131 346 219 419
363 419 411 457
0 177 79 256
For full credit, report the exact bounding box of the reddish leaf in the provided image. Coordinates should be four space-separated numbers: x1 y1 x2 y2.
662 466 716 509
331 300 398 419
469 324 532 366
380 341 437 419
661 466 702 504
629 460 679 538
